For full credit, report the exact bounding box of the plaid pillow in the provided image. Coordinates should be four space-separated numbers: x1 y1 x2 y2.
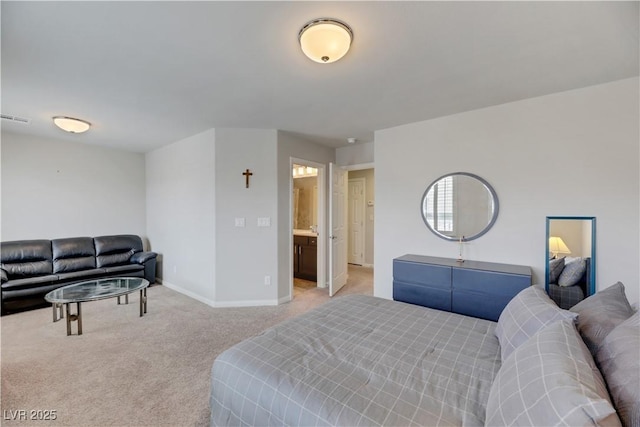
486 319 621 426
495 285 577 361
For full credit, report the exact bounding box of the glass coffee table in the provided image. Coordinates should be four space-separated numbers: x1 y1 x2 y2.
44 277 149 336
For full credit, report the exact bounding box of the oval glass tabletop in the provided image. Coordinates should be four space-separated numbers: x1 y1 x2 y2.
45 277 149 303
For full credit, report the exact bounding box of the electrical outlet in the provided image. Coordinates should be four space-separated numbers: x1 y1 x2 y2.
264 275 271 285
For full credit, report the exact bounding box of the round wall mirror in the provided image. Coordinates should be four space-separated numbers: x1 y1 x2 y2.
421 172 499 241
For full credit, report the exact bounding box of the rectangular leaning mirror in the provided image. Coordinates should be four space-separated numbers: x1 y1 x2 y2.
545 216 596 309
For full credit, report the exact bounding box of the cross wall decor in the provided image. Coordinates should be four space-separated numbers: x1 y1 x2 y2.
242 169 253 188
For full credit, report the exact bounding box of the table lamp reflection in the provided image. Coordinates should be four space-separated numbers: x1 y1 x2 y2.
549 236 571 259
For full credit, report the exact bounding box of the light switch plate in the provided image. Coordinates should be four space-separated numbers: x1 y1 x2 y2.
257 217 271 227
235 218 245 227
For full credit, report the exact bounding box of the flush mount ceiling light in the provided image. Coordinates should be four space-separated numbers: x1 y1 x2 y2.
52 116 91 134
298 18 353 63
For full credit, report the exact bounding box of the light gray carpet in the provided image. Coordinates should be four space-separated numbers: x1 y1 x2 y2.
1 266 372 426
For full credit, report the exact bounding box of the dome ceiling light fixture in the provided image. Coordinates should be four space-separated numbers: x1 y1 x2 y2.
298 18 353 64
52 116 91 134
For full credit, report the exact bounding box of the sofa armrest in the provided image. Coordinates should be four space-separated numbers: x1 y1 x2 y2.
130 251 157 284
1 268 7 284
130 251 157 264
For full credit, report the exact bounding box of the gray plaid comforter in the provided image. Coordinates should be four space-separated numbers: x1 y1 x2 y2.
210 295 501 426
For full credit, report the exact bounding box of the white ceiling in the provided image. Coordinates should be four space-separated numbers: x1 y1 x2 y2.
2 1 638 153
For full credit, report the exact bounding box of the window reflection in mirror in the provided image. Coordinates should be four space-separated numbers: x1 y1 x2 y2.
545 216 596 309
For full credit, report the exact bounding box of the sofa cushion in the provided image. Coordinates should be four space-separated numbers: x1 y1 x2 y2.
1 240 53 278
1 274 59 291
52 237 96 273
103 264 144 275
130 251 157 264
2 282 66 300
56 268 107 282
94 235 142 268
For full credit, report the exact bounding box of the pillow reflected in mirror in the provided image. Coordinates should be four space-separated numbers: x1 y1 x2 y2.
558 258 586 287
548 257 565 283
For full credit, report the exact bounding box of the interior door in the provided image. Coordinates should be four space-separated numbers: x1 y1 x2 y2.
348 178 365 265
329 163 348 296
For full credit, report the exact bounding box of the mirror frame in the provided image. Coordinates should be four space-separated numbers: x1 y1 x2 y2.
420 172 499 242
545 216 596 296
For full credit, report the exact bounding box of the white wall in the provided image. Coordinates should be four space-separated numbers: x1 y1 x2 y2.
214 128 279 305
375 78 640 304
1 132 146 241
145 128 334 308
336 142 374 166
145 129 215 304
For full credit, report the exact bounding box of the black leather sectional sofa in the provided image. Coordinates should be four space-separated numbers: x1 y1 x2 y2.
1 234 157 315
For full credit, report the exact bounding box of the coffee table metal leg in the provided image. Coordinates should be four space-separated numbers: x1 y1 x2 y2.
140 288 147 317
65 303 71 335
117 294 129 305
52 303 64 322
65 302 82 336
77 303 82 335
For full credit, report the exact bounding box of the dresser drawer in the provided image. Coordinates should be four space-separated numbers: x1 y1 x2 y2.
393 260 451 290
452 292 515 322
452 268 530 295
452 268 531 321
393 280 452 311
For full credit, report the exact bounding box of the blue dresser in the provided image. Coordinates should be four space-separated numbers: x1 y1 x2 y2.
393 254 531 321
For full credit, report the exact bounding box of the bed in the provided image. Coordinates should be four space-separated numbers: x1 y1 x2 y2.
210 286 638 427
547 256 591 309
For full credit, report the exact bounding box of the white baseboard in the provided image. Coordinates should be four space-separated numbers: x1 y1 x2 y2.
158 279 216 308
213 299 280 308
362 263 374 268
279 294 292 304
158 279 290 308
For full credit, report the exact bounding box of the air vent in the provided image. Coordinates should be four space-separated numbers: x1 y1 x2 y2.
1 114 31 125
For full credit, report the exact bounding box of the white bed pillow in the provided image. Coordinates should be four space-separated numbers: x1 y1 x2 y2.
494 285 577 361
486 319 621 427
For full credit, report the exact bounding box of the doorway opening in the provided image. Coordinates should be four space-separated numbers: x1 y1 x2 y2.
288 160 374 301
290 159 325 300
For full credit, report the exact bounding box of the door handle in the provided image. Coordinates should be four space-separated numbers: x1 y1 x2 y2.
329 235 337 240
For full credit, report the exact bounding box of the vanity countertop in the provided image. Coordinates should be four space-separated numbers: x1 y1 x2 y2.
293 229 318 237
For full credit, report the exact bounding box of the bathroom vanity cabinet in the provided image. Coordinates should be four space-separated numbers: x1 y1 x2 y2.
294 235 317 281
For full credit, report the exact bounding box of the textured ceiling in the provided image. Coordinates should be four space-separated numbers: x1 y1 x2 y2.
2 1 638 153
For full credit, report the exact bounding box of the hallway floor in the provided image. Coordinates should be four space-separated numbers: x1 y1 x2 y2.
293 264 373 298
